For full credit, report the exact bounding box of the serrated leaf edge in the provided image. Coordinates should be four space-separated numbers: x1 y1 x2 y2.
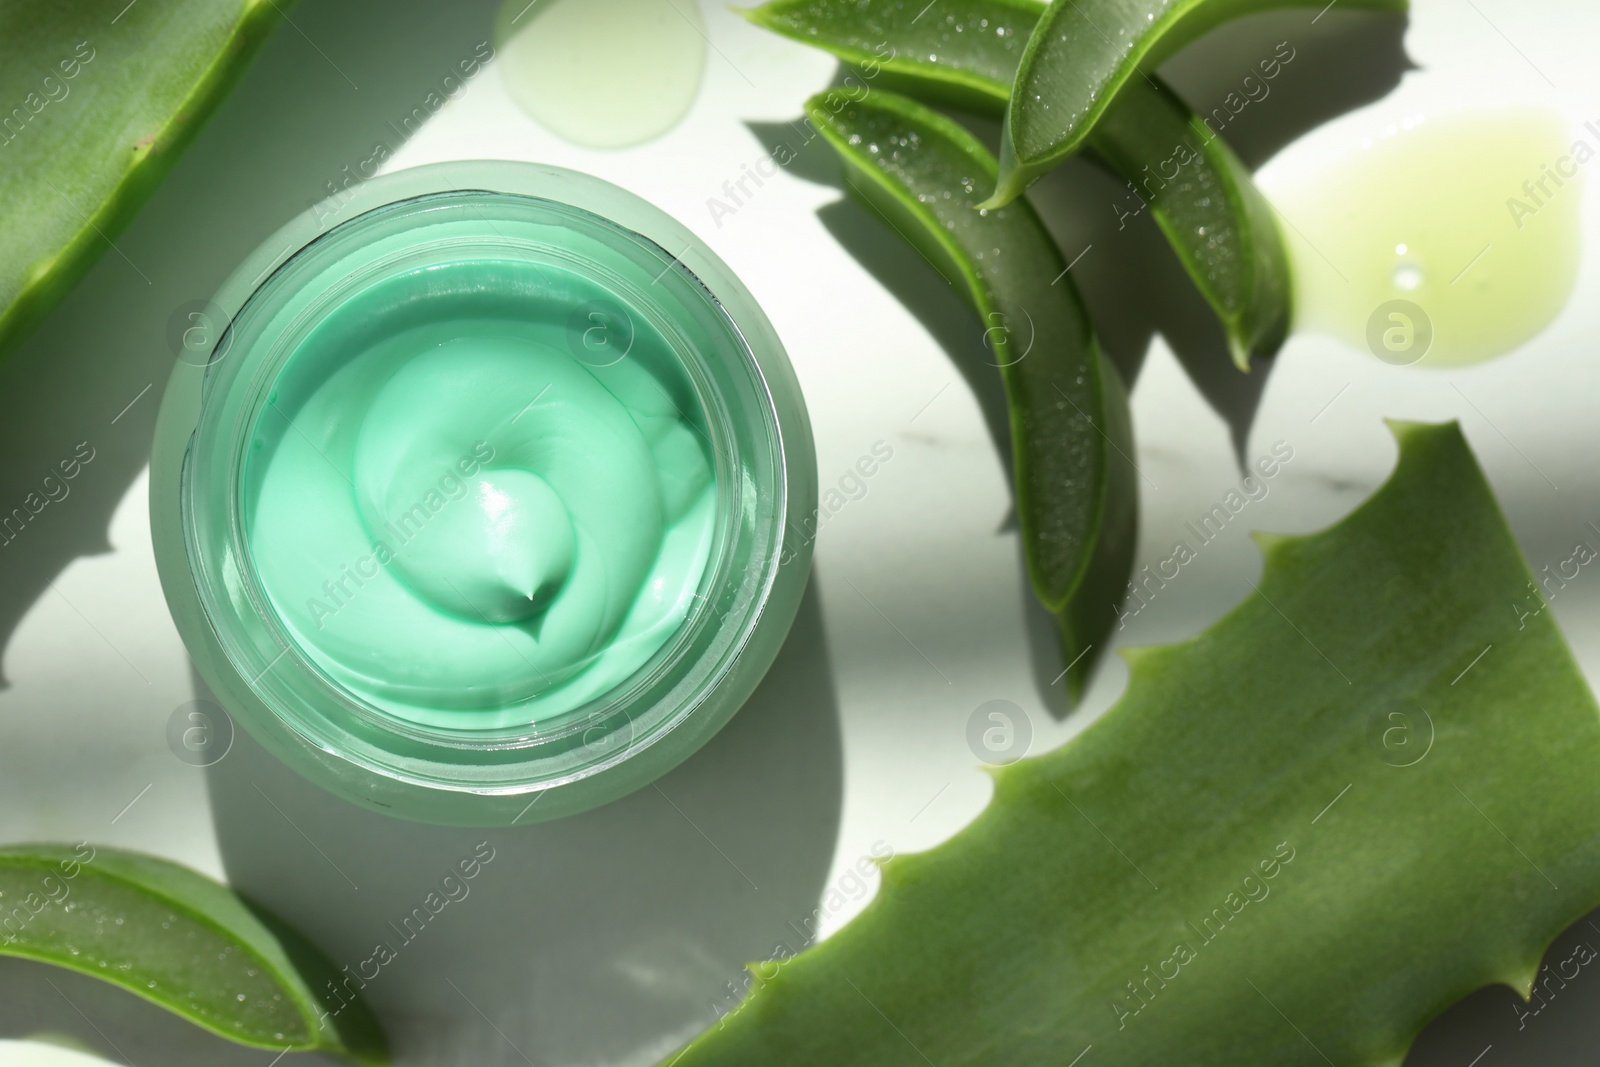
674 419 1590 1067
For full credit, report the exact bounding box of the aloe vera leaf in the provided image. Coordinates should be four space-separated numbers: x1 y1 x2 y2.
0 1 284 361
0 845 386 1064
743 0 1288 367
807 89 1137 698
989 0 1406 204
660 420 1600 1066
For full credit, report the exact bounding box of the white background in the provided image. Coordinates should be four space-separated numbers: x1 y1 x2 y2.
0 0 1596 1063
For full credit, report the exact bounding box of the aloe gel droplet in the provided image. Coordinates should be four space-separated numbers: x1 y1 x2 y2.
1271 109 1581 367
495 0 708 149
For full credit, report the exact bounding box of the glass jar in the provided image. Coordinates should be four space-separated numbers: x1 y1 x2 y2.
150 161 816 825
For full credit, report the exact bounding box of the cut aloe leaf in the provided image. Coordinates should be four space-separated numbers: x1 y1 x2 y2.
659 420 1600 1066
0 2 284 360
990 0 1406 205
743 0 1290 366
0 845 386 1064
807 89 1137 698
1088 75 1289 367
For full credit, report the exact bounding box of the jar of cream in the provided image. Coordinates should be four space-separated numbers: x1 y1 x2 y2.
151 161 816 825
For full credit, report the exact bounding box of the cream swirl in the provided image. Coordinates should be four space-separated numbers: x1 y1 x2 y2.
247 264 716 729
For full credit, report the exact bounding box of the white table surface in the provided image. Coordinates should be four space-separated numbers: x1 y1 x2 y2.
1 0 1596 1063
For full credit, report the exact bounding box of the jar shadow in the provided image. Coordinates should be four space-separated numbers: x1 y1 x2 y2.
197 579 842 1067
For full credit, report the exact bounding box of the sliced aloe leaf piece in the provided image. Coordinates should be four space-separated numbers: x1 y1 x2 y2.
0 2 284 361
743 0 1289 366
0 845 386 1064
990 0 1406 204
1088 76 1289 367
659 420 1600 1065
806 89 1136 697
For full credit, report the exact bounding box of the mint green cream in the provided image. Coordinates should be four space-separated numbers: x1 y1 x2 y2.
153 165 815 825
246 260 717 730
